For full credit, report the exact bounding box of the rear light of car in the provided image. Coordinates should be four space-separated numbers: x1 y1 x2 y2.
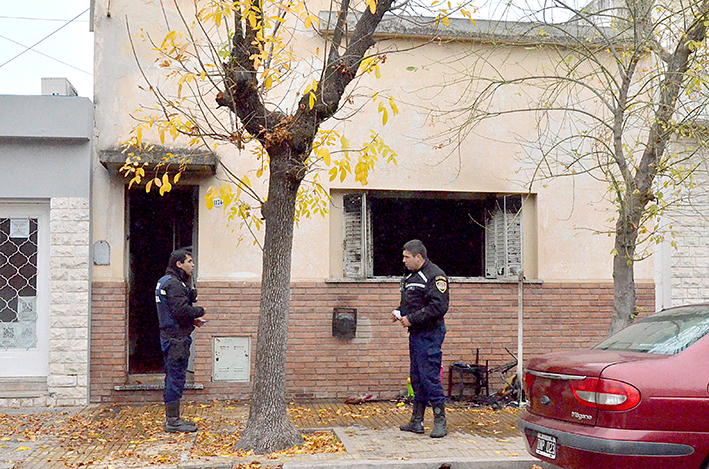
525 372 536 396
571 377 641 411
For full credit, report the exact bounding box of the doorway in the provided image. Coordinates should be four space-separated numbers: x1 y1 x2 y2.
127 186 198 375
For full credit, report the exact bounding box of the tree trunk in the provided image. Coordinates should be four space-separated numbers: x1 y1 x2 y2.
610 208 640 335
234 154 304 453
222 0 395 454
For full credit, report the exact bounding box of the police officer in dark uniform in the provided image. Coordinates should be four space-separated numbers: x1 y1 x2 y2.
155 249 206 433
393 239 449 438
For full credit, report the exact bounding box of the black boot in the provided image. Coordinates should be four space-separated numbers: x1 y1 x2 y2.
164 401 197 433
430 404 447 438
400 401 426 434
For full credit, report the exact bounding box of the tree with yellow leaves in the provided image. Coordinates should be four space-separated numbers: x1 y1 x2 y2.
118 0 471 454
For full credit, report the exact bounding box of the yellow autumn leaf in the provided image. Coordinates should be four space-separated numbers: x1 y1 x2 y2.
340 135 350 151
319 147 331 165
160 177 172 195
16 447 31 451
389 96 399 115
378 102 388 125
205 188 216 210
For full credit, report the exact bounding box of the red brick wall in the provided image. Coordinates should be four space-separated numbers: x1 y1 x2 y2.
90 280 655 403
90 282 128 402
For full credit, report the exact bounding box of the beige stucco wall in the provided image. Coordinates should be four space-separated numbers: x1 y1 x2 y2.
91 0 653 284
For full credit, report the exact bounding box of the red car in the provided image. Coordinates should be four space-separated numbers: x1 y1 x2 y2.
518 304 709 469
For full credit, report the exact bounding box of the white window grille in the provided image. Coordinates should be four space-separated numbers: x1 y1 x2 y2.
0 218 39 349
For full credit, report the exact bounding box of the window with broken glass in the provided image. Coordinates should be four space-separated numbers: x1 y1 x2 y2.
342 192 522 279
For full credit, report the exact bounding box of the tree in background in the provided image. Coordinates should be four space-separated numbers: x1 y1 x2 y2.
444 0 709 333
120 0 471 453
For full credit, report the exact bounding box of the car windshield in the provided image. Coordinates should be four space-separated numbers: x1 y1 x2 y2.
594 305 709 355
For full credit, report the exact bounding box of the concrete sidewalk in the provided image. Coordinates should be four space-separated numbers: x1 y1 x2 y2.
0 401 553 469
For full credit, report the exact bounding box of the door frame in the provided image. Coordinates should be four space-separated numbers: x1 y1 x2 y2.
124 186 199 377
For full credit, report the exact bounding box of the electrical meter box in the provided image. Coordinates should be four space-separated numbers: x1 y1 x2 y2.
212 337 251 382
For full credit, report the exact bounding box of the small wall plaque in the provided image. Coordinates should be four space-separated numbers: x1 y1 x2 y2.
93 240 110 265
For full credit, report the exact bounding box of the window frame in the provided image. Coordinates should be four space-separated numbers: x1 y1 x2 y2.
339 191 525 280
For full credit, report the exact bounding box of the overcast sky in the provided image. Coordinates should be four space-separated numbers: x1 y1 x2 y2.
0 0 93 98
0 0 579 100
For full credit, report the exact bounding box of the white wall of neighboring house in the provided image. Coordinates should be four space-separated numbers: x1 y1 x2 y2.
656 139 709 308
0 90 93 407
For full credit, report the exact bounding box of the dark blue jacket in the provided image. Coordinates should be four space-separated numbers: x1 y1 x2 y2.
398 260 449 332
155 266 205 340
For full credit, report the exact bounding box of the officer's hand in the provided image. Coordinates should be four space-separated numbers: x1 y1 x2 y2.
194 318 207 327
401 316 412 328
391 310 402 323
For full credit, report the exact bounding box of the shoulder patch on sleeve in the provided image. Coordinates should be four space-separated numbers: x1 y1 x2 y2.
435 276 448 294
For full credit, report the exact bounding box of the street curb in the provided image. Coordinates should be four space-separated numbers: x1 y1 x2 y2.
276 427 556 469
282 458 557 469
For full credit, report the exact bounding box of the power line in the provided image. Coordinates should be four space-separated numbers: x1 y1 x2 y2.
0 15 89 22
0 33 91 75
0 8 90 71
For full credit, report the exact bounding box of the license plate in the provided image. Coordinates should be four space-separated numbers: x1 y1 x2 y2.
535 433 557 460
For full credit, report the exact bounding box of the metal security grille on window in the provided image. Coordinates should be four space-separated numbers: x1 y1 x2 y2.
484 196 522 278
0 218 38 349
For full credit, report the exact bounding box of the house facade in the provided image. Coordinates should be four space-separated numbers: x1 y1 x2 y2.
89 0 655 404
654 141 709 310
0 84 93 407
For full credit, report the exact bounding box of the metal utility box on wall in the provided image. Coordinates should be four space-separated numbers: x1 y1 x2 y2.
332 307 357 339
212 337 251 382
